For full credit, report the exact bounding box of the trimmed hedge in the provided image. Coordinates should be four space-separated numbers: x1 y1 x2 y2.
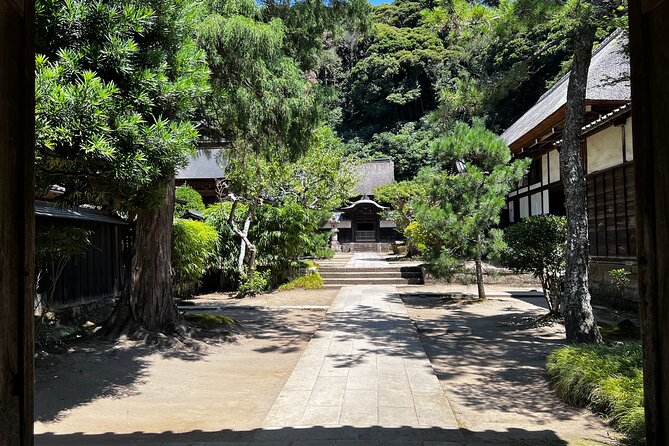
172 219 219 297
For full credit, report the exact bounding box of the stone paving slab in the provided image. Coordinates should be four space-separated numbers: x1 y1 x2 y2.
262 286 458 434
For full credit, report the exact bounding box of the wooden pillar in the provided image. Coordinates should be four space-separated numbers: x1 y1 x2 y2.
0 0 35 445
629 1 669 444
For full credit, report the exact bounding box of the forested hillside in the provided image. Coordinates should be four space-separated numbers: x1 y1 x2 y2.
322 0 626 180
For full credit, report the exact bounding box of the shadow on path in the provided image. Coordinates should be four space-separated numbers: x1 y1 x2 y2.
36 425 570 445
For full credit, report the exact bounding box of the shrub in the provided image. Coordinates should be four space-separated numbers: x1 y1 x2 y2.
237 269 270 297
175 184 205 218
609 268 631 292
546 343 644 444
36 226 93 311
172 219 219 297
501 215 567 315
278 272 324 291
204 201 333 288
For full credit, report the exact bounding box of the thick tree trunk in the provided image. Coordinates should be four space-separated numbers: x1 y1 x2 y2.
104 179 178 336
559 21 602 344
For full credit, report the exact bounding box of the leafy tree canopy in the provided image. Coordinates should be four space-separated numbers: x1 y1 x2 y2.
35 0 209 210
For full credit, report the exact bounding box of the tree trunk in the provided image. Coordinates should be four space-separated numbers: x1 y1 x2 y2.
474 250 486 300
229 197 259 278
104 179 178 336
559 20 602 344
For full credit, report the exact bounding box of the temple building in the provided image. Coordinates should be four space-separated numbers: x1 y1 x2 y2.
501 30 637 308
326 158 403 252
175 148 227 204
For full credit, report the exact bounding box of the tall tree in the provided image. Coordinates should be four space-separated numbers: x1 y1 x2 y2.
559 0 607 344
35 0 208 334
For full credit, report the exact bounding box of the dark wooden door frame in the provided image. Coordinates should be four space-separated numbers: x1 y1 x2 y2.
629 1 669 444
0 0 35 445
1 1 669 445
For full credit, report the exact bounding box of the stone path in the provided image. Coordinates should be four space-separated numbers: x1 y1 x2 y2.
263 285 458 432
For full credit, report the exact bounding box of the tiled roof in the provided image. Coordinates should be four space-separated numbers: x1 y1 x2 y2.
176 149 227 180
35 201 127 225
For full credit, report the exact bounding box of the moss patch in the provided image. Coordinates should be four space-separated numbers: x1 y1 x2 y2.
277 272 324 291
184 313 236 329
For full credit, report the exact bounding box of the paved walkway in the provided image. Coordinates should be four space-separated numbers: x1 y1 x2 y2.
263 285 458 432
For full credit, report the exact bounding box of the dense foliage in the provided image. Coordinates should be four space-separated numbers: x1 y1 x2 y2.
204 201 334 288
501 215 568 315
175 184 206 218
413 119 529 298
330 0 626 180
172 219 219 297
35 0 208 209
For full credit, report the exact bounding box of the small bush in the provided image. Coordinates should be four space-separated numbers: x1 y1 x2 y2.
546 342 644 444
311 247 335 259
278 272 324 291
609 268 631 292
501 215 567 315
237 269 270 297
172 219 219 297
175 184 206 218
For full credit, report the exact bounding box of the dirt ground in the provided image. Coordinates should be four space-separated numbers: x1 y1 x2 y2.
35 284 621 445
34 299 328 440
183 288 340 308
398 288 621 445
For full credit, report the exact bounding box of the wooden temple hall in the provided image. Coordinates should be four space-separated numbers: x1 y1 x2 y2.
325 159 402 252
501 30 636 307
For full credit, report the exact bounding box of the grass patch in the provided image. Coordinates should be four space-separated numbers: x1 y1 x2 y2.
277 272 324 291
546 342 644 444
184 313 236 329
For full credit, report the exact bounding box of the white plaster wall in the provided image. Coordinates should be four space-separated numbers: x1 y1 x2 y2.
520 196 529 218
587 125 623 173
542 154 549 184
336 221 352 229
625 117 634 161
542 189 549 214
549 149 560 183
531 192 542 216
379 220 396 228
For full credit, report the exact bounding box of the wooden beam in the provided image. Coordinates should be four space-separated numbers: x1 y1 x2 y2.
629 1 669 444
0 1 35 445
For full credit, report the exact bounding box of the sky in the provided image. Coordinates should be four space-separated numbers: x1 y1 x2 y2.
368 0 391 5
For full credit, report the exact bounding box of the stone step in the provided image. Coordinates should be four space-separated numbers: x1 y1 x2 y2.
319 271 422 279
323 277 423 285
318 266 422 273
